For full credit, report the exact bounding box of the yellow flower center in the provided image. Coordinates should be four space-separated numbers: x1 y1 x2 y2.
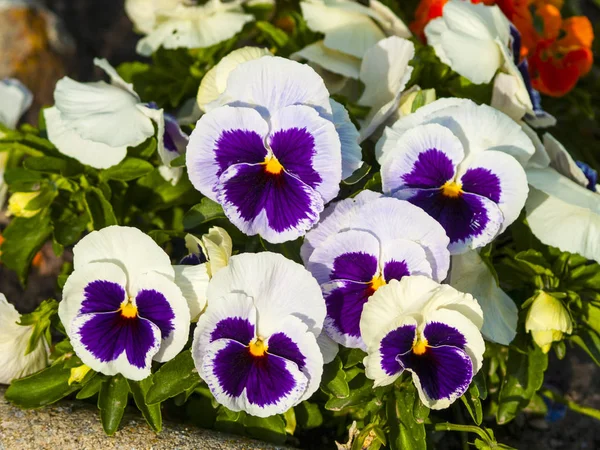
412 337 428 355
249 337 268 357
440 181 463 198
263 155 284 175
120 301 138 319
370 274 386 291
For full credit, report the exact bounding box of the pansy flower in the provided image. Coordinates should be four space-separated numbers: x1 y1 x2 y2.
187 56 353 243
361 276 484 409
0 78 32 130
126 0 254 57
192 252 326 417
302 191 450 348
378 98 531 253
58 226 191 380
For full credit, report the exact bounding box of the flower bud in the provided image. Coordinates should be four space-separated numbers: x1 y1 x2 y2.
525 291 572 353
399 88 436 116
68 365 92 385
7 191 41 218
201 226 232 277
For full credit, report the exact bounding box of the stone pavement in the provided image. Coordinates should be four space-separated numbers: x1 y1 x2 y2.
0 388 290 450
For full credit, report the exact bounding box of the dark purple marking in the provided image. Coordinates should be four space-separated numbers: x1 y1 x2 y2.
269 127 321 188
461 168 502 203
326 280 375 339
379 324 416 375
215 129 267 176
80 280 125 314
330 251 378 282
210 317 255 344
383 260 410 282
136 289 175 339
268 332 306 369
401 148 455 190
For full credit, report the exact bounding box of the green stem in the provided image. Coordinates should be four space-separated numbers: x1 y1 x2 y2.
540 388 600 421
433 423 490 442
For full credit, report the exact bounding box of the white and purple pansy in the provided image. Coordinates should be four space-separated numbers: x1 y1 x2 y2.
187 56 357 244
58 226 191 381
302 192 450 349
378 99 531 254
361 276 484 409
192 252 326 417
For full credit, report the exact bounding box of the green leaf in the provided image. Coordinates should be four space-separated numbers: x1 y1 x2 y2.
0 211 53 283
85 187 118 229
244 414 287 444
128 377 162 432
76 374 105 400
170 154 186 167
53 208 90 247
361 172 382 193
128 136 157 160
497 342 548 424
5 364 80 408
387 384 426 450
283 408 296 435
461 382 483 425
295 401 323 429
18 299 58 355
98 374 130 436
342 348 367 368
342 164 372 186
215 407 245 435
324 374 373 411
146 350 201 404
101 158 154 181
183 197 226 230
256 21 289 47
321 357 349 398
571 329 600 366
24 155 84 177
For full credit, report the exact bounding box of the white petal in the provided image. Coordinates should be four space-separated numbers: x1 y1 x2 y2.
330 99 362 179
59 261 127 336
521 122 551 169
351 197 451 281
449 250 517 345
543 133 589 187
369 0 412 38
292 41 361 79
307 229 381 285
221 56 332 115
173 264 210 321
44 107 127 169
201 226 233 276
53 77 154 148
301 189 383 263
491 72 529 122
130 271 191 362
207 252 326 336
380 123 464 194
459 149 529 233
526 169 600 263
72 226 175 280
317 332 339 364
186 105 269 202
270 104 342 202
93 58 138 96
0 295 49 384
198 46 272 112
0 78 32 129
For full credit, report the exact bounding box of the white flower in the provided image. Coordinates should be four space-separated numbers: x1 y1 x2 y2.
425 0 510 85
0 294 49 384
58 226 191 380
192 252 326 417
0 78 32 129
449 250 517 345
126 0 254 57
525 134 600 263
361 276 484 409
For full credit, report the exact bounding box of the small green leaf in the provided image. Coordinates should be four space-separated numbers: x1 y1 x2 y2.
342 164 371 186
183 198 225 230
18 299 58 355
387 384 426 450
146 350 201 404
461 382 483 425
256 21 289 47
84 187 118 229
244 414 287 444
5 364 80 408
295 401 323 429
101 158 154 181
215 407 245 435
98 374 130 436
76 374 105 400
128 377 162 432
321 357 349 398
24 155 84 177
170 154 186 167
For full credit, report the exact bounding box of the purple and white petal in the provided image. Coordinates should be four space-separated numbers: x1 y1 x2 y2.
59 261 127 336
307 229 380 285
71 311 161 381
218 162 324 244
459 150 528 233
222 56 332 116
201 338 308 418
381 239 433 280
130 271 190 362
381 123 464 194
207 253 326 337
269 104 342 202
329 99 363 179
72 226 174 280
187 105 269 202
351 197 450 281
301 189 383 263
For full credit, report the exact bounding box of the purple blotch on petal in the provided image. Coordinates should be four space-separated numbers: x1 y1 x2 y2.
331 252 378 282
401 149 456 190
136 289 175 339
211 340 298 407
81 280 125 314
383 260 410 282
379 324 416 375
267 332 306 369
461 168 501 203
423 321 467 349
269 128 322 188
210 317 255 344
215 129 267 176
326 280 374 339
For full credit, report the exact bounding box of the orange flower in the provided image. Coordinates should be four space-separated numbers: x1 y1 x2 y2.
410 0 448 42
528 7 594 96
